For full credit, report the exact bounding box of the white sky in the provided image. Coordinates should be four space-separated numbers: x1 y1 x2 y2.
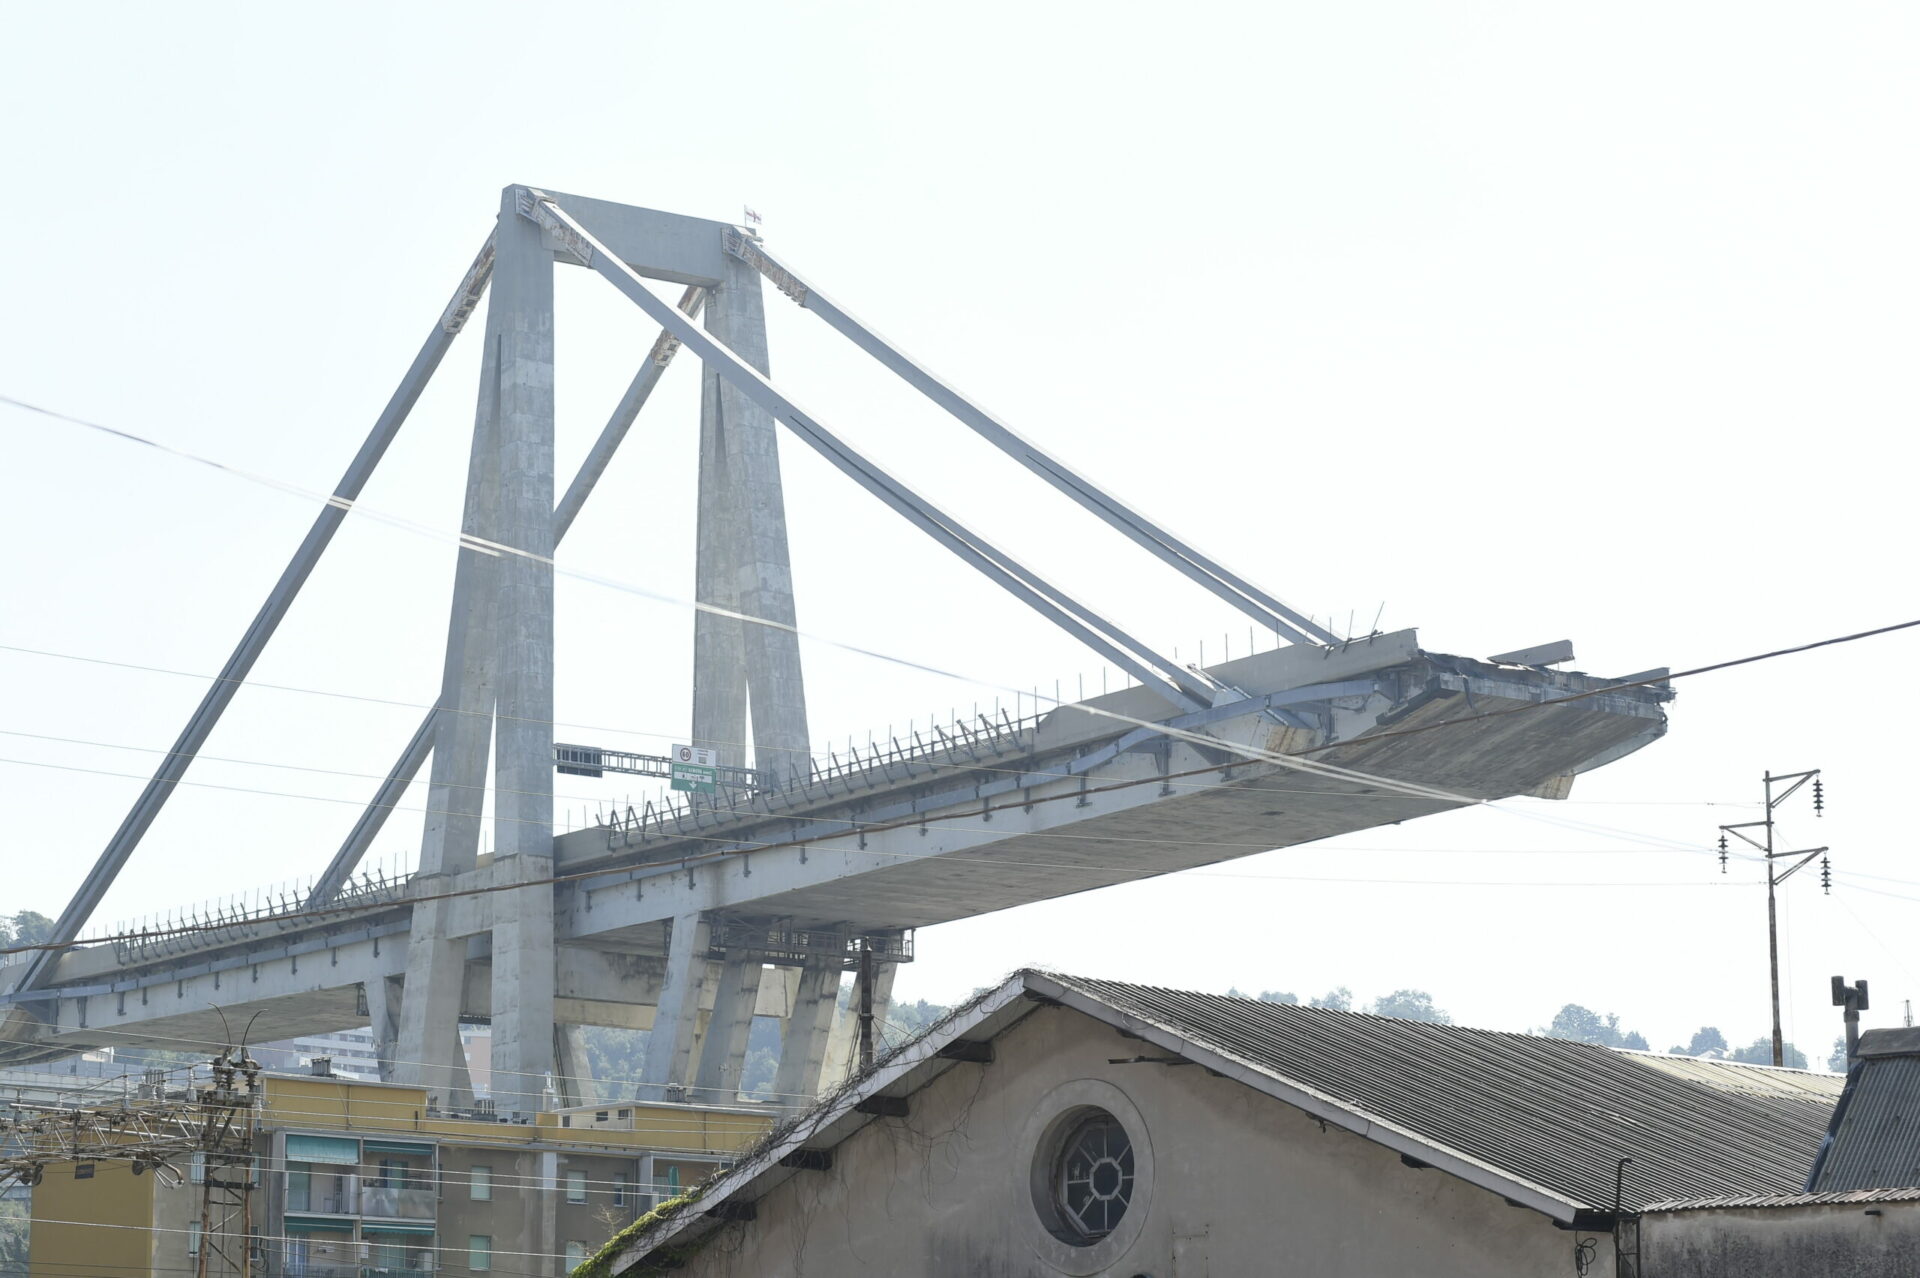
2 2 1916 1066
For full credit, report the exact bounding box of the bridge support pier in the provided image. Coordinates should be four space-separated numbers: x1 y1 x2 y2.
554 1025 597 1108
773 958 841 1106
638 913 712 1102
823 959 897 1087
364 976 402 1084
693 950 764 1104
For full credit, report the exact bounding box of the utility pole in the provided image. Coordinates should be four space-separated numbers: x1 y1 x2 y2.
856 939 876 1072
1718 768 1827 1067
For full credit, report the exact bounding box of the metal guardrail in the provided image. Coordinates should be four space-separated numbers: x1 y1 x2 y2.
597 709 1045 852
107 865 415 967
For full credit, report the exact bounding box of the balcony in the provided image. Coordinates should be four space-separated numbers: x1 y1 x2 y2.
359 1183 436 1220
284 1171 358 1216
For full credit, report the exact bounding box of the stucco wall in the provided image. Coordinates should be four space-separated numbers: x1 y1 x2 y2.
28 1158 152 1278
1642 1201 1920 1277
648 1005 1607 1277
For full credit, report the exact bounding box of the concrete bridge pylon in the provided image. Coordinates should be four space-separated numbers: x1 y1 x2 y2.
1 186 1677 1112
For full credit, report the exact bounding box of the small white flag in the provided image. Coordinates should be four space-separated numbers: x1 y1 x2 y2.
744 206 763 225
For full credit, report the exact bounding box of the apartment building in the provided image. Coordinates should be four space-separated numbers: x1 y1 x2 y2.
27 1068 772 1277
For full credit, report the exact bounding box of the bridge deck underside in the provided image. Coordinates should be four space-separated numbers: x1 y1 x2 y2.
577 680 1663 935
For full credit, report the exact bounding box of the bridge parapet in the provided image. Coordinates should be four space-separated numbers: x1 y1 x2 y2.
595 707 1047 852
98 863 416 969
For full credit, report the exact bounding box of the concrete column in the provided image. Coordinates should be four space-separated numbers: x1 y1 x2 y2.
364 976 402 1083
692 369 749 772
693 952 764 1103
773 960 841 1105
487 187 558 1116
395 241 509 1106
638 914 710 1100
822 960 897 1089
554 1024 597 1109
698 253 811 781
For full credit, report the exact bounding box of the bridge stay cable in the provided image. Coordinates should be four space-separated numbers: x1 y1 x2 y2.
524 194 1213 716
728 232 1336 646
6 232 500 999
303 285 710 909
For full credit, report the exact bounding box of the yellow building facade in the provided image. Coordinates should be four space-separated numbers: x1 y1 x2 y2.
27 1071 771 1277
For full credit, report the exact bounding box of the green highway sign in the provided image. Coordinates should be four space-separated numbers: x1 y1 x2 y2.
669 744 720 795
670 762 718 794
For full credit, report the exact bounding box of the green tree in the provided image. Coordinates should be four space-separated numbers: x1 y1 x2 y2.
1829 1036 1850 1073
6 912 55 946
1309 987 1353 1012
1728 1038 1808 1069
1546 1004 1647 1050
1668 1027 1728 1057
1371 990 1451 1024
1228 988 1298 1004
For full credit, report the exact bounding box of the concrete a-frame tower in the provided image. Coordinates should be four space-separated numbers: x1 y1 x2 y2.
393 190 811 1112
16 184 1431 1108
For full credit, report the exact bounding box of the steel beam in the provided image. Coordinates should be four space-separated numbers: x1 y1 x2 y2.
14 232 498 995
525 194 1210 711
731 234 1336 646
304 286 708 909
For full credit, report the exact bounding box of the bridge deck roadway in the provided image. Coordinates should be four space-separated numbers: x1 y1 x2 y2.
2 631 1670 1065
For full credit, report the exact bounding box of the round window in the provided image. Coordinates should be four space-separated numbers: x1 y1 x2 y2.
1042 1108 1135 1244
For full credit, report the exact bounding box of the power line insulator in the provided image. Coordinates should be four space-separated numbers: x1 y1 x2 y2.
1718 832 1729 874
1821 854 1832 895
1813 776 1825 816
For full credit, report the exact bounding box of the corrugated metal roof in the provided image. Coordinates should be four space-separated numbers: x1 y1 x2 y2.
1628 1051 1847 1104
1648 1186 1920 1211
1047 973 1840 1211
1807 1041 1920 1192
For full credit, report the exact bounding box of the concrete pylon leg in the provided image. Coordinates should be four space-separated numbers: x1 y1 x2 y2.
554 1025 597 1109
773 960 841 1106
694 952 764 1104
823 960 897 1089
699 253 811 782
486 189 559 1117
639 914 711 1101
394 245 509 1107
693 369 749 772
364 976 402 1083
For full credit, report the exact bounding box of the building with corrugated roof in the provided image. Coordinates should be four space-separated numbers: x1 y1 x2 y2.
1636 1025 1920 1276
592 969 1844 1277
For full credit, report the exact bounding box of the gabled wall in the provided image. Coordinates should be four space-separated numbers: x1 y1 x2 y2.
644 1005 1607 1277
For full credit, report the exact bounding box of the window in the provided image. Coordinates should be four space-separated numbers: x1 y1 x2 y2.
617 1108 632 1120
1039 1109 1134 1244
595 1110 608 1122
468 1235 492 1272
566 1241 587 1266
469 1164 492 1201
612 1173 630 1207
565 1168 588 1203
